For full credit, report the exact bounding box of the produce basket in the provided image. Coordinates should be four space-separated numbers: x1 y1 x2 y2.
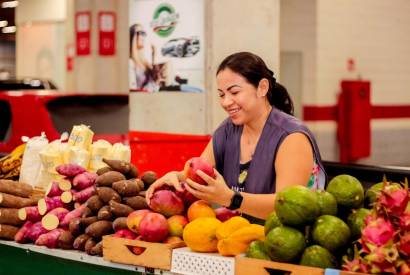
235 256 368 275
102 235 185 270
171 247 235 275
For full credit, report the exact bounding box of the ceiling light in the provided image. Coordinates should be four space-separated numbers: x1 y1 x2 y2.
0 20 7 27
2 26 16 33
1 1 18 8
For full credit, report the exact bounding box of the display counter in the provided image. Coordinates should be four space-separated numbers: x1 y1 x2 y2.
0 240 176 275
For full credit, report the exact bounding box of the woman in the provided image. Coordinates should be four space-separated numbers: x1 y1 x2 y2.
146 52 326 220
129 23 159 92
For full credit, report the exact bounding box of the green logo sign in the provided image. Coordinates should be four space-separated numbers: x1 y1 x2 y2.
151 3 179 38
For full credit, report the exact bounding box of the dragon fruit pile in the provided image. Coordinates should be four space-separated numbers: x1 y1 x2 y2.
343 179 410 274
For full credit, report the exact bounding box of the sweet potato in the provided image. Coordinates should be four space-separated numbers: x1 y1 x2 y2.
60 204 88 227
0 208 24 225
141 171 157 188
73 233 91 251
85 220 113 239
86 195 104 213
112 217 128 231
18 206 42 223
58 178 72 191
135 179 145 191
0 179 33 198
73 186 96 203
26 221 49 242
58 230 75 249
90 241 103 256
0 224 19 240
81 206 93 218
80 216 98 227
56 164 86 177
0 193 38 208
109 200 133 217
112 179 140 197
102 158 138 179
37 196 65 215
35 228 64 248
41 207 69 230
95 171 125 187
69 217 82 236
97 205 112 221
96 166 113 176
14 221 33 243
73 172 97 190
60 191 73 204
138 191 147 198
123 196 148 210
96 187 121 204
84 238 97 255
45 181 64 197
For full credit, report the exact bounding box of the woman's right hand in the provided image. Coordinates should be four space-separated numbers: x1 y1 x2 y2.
145 171 184 205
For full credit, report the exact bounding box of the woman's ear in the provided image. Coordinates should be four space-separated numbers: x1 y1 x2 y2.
256 78 269 97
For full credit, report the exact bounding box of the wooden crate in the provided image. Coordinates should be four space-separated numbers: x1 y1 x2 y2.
235 256 367 275
102 235 185 270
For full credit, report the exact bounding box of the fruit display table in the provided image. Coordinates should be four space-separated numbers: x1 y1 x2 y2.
0 240 176 275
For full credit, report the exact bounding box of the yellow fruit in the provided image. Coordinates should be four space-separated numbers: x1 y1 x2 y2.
216 216 250 240
187 200 216 221
229 224 265 243
183 217 221 252
217 224 265 256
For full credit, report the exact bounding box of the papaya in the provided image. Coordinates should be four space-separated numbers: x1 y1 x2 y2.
264 211 282 235
347 208 371 239
264 226 306 263
312 215 351 252
300 245 337 269
216 216 250 240
275 185 320 226
326 175 364 209
246 240 271 260
217 224 265 256
183 217 221 252
316 190 337 216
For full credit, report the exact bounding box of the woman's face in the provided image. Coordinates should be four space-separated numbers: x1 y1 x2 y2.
217 68 267 125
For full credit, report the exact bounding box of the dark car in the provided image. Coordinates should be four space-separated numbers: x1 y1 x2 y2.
161 37 200 58
0 90 129 154
0 78 58 91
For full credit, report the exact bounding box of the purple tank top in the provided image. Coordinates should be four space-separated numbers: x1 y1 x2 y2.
212 107 326 194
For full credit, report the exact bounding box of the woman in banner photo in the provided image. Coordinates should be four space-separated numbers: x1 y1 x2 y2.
146 52 326 221
129 23 160 92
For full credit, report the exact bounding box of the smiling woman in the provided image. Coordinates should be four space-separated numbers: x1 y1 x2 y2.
146 52 326 222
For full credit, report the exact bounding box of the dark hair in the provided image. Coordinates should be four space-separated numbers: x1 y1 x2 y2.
217 52 294 115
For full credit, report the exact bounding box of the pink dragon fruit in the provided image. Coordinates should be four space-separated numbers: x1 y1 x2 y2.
400 211 410 231
342 258 369 273
361 216 395 246
399 233 410 257
377 186 409 216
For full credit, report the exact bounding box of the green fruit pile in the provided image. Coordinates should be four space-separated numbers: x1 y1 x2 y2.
246 175 369 270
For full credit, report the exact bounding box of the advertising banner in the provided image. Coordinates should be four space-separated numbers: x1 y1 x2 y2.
129 0 204 92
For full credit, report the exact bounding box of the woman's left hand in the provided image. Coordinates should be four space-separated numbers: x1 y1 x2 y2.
184 169 234 207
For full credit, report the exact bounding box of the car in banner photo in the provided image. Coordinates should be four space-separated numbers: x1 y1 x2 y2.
161 37 200 58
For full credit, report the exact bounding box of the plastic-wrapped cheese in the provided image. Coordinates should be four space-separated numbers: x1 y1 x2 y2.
19 133 49 187
65 146 91 168
68 124 94 150
110 143 131 162
89 139 112 171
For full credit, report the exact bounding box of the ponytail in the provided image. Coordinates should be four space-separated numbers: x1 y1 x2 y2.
217 52 294 116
